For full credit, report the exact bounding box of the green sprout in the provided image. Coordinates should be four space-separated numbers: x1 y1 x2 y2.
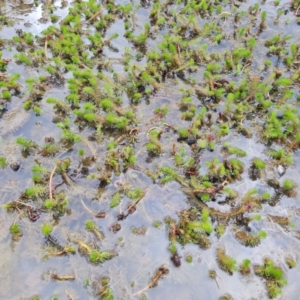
42 223 53 236
239 259 251 275
110 193 121 208
0 157 7 168
89 251 116 263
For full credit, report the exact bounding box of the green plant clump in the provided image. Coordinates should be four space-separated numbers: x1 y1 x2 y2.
42 223 53 236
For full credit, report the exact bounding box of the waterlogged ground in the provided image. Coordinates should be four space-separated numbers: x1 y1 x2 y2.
0 0 300 299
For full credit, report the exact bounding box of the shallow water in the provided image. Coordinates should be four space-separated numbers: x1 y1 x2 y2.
0 0 300 299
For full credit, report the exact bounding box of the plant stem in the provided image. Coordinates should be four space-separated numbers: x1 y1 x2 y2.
49 165 57 200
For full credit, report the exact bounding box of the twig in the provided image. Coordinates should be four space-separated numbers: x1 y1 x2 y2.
65 290 74 300
13 209 24 225
47 249 67 256
241 63 251 72
129 127 140 135
80 137 96 160
295 4 300 16
12 200 39 209
52 274 75 281
146 127 162 139
84 9 102 24
161 123 176 131
125 188 149 216
214 278 220 289
81 199 96 216
132 265 169 297
49 165 57 200
44 39 48 60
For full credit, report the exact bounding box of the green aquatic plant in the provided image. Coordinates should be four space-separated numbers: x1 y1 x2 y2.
186 209 213 234
252 158 266 170
154 105 168 117
131 226 147 235
16 137 38 152
126 188 142 199
110 192 121 208
100 283 114 300
0 157 7 168
10 223 21 235
198 233 212 249
14 52 32 65
282 178 296 190
216 224 226 238
39 143 59 157
178 129 189 139
285 257 296 269
168 243 177 255
120 146 136 167
222 142 246 157
239 259 251 275
2 90 11 100
254 258 287 298
234 230 267 247
281 178 297 196
223 188 238 200
216 248 238 275
197 139 207 150
146 129 162 155
268 148 293 165
85 220 104 240
60 129 81 144
89 250 116 264
206 158 226 179
153 221 162 228
105 113 128 130
42 223 53 236
46 97 70 114
185 255 193 263
249 158 266 180
25 185 47 199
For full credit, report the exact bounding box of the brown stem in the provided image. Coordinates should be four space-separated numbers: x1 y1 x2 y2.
44 38 48 60
125 189 148 216
52 274 75 281
84 9 102 24
295 4 300 16
129 127 140 135
48 249 67 256
49 165 57 200
241 63 251 72
61 171 75 186
81 199 97 216
65 290 74 300
80 136 96 160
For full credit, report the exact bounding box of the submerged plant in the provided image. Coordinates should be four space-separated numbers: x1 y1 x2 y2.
99 277 114 300
110 192 121 208
10 223 22 240
216 248 238 275
16 137 37 152
281 178 297 196
42 223 53 236
234 230 267 247
285 257 296 269
89 250 116 264
239 259 251 275
85 220 104 240
254 258 287 298
0 157 7 168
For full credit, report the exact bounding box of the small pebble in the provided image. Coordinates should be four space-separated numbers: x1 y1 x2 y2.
277 165 285 177
10 162 21 172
